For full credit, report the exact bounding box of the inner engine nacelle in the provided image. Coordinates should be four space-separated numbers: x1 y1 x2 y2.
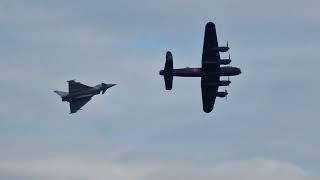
204 81 231 87
203 59 231 65
210 46 229 53
219 59 232 65
217 80 231 86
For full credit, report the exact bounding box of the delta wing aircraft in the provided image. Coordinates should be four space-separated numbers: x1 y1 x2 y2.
159 22 241 113
54 80 116 114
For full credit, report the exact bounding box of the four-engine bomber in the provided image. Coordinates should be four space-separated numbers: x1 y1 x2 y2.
159 22 242 113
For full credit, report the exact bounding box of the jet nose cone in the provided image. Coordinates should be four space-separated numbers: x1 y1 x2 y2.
109 84 116 87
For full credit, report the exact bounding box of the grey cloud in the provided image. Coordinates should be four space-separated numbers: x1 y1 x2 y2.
0 157 318 180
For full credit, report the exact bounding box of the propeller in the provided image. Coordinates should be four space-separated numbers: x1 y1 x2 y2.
227 41 229 48
228 52 231 60
225 89 228 101
228 76 230 81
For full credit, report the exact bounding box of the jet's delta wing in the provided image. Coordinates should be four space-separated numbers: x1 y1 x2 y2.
55 80 116 114
69 96 92 114
201 22 220 113
68 80 92 93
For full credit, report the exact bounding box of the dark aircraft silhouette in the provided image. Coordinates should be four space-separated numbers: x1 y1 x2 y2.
159 22 241 113
54 80 116 114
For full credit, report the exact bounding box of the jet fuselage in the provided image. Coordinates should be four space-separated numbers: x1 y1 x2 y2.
62 84 116 102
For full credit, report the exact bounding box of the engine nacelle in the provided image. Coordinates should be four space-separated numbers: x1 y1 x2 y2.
203 81 231 87
210 46 229 53
203 59 231 65
216 91 228 97
219 59 232 65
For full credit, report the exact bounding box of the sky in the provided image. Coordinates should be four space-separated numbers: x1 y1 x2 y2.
0 0 319 179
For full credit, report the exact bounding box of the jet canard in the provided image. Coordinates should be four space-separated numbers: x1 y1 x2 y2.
159 22 241 113
54 80 116 114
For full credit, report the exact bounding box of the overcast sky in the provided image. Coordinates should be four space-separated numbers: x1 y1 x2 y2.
0 0 319 179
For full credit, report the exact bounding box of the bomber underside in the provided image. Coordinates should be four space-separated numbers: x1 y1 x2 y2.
161 68 237 77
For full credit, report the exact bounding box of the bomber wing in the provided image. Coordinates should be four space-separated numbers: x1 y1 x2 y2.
201 79 219 113
201 22 220 72
68 80 92 93
69 96 92 114
201 22 220 113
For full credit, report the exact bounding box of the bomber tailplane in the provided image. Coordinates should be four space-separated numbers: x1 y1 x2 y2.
163 51 173 90
164 74 173 90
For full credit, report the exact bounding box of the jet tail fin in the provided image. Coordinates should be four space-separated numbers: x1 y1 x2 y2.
164 51 173 90
54 90 68 97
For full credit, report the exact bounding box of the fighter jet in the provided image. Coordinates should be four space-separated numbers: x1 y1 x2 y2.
54 80 116 114
159 22 241 113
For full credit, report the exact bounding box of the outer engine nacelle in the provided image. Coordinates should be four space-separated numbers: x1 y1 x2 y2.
216 90 228 97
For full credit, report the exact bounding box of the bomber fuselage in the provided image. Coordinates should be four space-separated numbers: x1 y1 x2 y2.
160 66 241 77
